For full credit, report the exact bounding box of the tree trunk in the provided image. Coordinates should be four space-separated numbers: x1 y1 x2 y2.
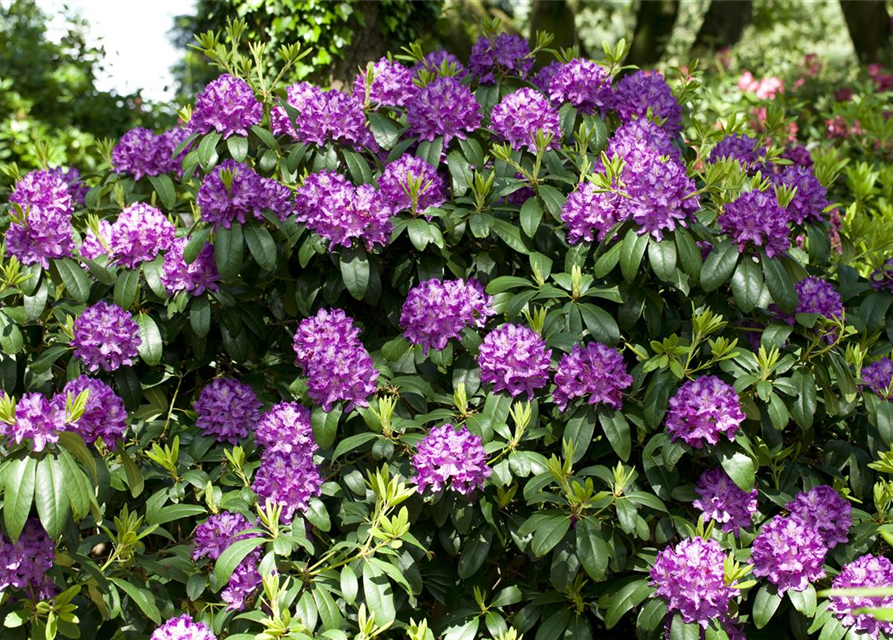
329 1 388 88
529 0 578 52
628 0 679 67
840 0 892 64
692 0 753 53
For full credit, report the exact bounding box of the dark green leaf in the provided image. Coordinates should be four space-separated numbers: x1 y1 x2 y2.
109 578 161 624
531 515 571 557
576 519 609 581
340 244 371 301
184 227 212 264
3 456 36 541
605 579 652 629
670 615 700 640
55 258 91 302
599 409 631 461
367 112 400 150
763 256 798 314
197 132 221 169
190 295 211 338
136 313 163 366
753 584 782 629
226 136 248 162
147 175 175 210
214 537 266 585
648 238 677 281
342 149 373 184
674 227 702 279
731 258 764 313
579 303 620 346
114 269 140 309
620 229 649 282
362 560 396 626
520 198 543 238
700 241 739 292
35 457 69 537
719 449 755 492
311 406 342 450
458 528 493 578
244 223 277 272
214 224 244 281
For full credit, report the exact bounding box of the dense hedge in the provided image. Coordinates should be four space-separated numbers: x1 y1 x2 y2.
2 20 893 640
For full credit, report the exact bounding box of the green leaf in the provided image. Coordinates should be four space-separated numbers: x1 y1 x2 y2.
341 565 358 605
109 578 161 624
579 303 620 346
244 223 277 272
700 241 739 292
791 371 816 430
58 431 97 480
305 498 331 532
576 519 609 581
593 242 622 279
136 313 163 366
599 409 631 462
674 227 702 279
416 137 443 169
119 448 144 498
147 174 175 210
141 257 166 298
214 224 244 281
753 584 782 629
197 132 221 169
491 219 530 255
114 269 140 309
184 227 211 264
648 237 677 281
250 125 279 151
458 528 493 578
24 281 48 321
342 149 373 184
531 515 571 557
446 150 470 197
670 615 700 640
55 258 92 302
620 229 649 282
605 579 652 629
311 406 342 450
367 112 400 150
731 258 764 313
56 448 93 519
332 432 379 461
538 185 566 218
362 560 396 626
312 584 343 631
789 584 816 617
146 504 206 526
214 537 266 586
35 457 69 537
763 256 797 314
719 449 755 492
340 244 370 301
190 295 211 338
226 136 248 162
3 456 36 541
520 198 543 238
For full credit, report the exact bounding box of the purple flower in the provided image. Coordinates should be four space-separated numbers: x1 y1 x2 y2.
751 515 826 595
54 375 127 448
552 342 632 411
71 301 141 373
5 205 74 268
794 276 843 319
255 402 315 453
608 119 682 163
80 220 112 260
162 237 220 296
469 33 533 84
193 512 257 561
295 170 392 250
112 127 188 180
271 83 374 149
292 308 379 412
612 71 683 135
252 446 323 520
412 423 491 495
709 134 760 166
401 278 494 353
407 76 482 147
547 59 613 115
109 203 176 269
189 74 262 139
222 557 262 611
490 88 561 151
0 519 56 600
786 485 852 549
719 189 791 258
870 258 893 293
48 166 88 205
560 181 625 244
10 169 73 215
828 555 893 639
649 537 736 627
413 50 467 79
354 57 417 107
3 392 65 452
666 376 744 448
862 357 893 399
197 160 293 229
693 467 758 533
781 144 813 168
193 378 262 444
378 155 445 215
772 166 829 225
150 614 217 640
533 62 563 92
478 323 551 399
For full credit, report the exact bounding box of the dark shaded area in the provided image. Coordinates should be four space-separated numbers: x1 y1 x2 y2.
693 0 754 53
628 0 680 67
839 0 892 64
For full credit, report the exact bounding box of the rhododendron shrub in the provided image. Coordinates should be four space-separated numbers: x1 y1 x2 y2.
1 22 893 640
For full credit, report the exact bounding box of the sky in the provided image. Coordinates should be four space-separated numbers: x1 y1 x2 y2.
36 0 194 102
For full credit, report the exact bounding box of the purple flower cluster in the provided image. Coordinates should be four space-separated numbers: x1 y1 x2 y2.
197 160 293 229
112 127 190 179
794 276 843 319
271 83 373 149
612 71 683 135
649 537 736 627
490 88 561 151
255 402 315 452
292 308 379 411
751 515 826 595
71 301 141 372
10 169 73 215
6 205 75 268
870 258 893 293
55 375 127 448
190 74 262 139
468 33 533 84
109 203 176 269
412 423 491 495
377 155 445 215
151 615 217 640
193 378 262 444
478 323 551 399
786 485 852 548
862 357 893 399
80 219 112 260
400 278 494 353
828 555 893 639
48 166 88 205
413 50 467 78
193 512 261 611
534 62 563 92
608 119 682 163
692 467 758 533
552 342 632 411
560 181 625 244
709 134 760 166
0 519 56 600
665 375 744 448
407 76 482 147
4 392 65 452
162 238 220 296
781 144 813 168
547 59 613 115
253 445 324 520
773 166 828 225
295 170 392 250
719 189 791 258
354 57 417 107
